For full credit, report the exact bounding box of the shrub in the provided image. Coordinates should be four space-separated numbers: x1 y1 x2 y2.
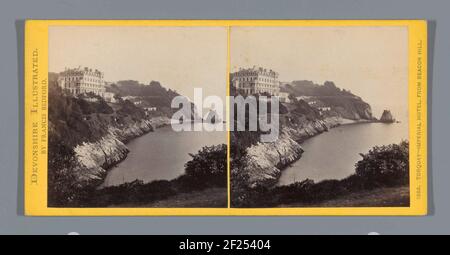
83 144 227 207
355 141 409 188
184 144 227 188
47 136 95 207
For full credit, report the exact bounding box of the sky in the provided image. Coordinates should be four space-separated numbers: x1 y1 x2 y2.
49 25 409 121
49 26 227 103
230 26 409 120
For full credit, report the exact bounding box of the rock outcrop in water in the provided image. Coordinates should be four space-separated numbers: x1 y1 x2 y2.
205 109 221 124
380 110 395 123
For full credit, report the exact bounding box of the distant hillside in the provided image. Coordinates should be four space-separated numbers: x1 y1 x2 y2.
107 80 179 109
282 80 374 120
284 80 355 97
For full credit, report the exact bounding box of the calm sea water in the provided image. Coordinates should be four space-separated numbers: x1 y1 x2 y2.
103 122 226 186
277 121 409 186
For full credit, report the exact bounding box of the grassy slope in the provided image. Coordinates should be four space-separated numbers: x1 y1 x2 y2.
108 188 227 208
277 186 409 208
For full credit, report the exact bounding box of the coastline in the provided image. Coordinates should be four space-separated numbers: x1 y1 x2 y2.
73 116 172 186
278 118 382 177
276 118 405 187
77 115 380 189
242 116 376 188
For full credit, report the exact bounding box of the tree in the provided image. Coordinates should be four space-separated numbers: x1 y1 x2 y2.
47 138 91 206
355 141 409 187
184 144 227 187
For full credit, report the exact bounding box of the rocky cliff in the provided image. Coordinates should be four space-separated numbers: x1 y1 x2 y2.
73 117 171 183
47 78 174 189
241 116 343 187
380 110 395 123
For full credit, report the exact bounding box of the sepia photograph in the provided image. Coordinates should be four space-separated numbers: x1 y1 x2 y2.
23 19 427 217
47 26 228 208
229 26 410 208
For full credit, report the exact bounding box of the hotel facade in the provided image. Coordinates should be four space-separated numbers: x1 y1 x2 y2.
57 67 115 102
231 66 281 96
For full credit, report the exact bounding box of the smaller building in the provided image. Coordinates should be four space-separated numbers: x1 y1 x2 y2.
84 97 99 103
144 107 157 116
145 107 157 111
318 106 331 112
277 91 291 103
102 92 116 103
122 96 138 101
296 96 312 101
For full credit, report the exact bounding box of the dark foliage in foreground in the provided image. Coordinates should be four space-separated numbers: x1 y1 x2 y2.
47 80 149 206
232 141 409 208
185 145 228 188
48 75 227 207
67 144 227 207
47 138 89 207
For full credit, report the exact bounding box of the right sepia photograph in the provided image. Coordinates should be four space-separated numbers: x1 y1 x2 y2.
229 26 410 208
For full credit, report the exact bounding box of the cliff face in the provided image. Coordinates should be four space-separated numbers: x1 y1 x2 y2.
47 77 176 188
241 116 342 187
380 110 395 123
73 133 129 182
329 100 373 120
244 132 303 187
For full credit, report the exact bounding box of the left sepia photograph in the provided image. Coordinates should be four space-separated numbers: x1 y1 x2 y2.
47 26 228 208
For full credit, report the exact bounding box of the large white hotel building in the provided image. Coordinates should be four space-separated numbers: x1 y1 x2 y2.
57 67 115 102
231 66 281 96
